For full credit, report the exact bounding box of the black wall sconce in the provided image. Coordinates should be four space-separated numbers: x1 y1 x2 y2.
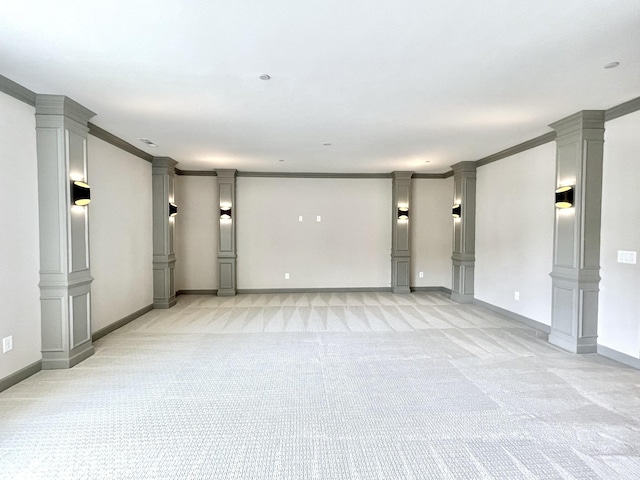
397 207 409 220
220 206 232 220
169 202 178 217
71 181 91 206
452 204 461 218
555 186 574 209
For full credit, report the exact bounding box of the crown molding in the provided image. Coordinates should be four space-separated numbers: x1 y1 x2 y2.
88 123 154 163
0 75 36 106
605 96 640 122
476 131 556 168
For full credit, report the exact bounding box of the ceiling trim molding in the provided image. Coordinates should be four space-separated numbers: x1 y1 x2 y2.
413 172 453 179
476 131 556 168
176 170 455 179
88 123 154 163
237 172 392 179
0 75 37 106
176 169 217 176
605 96 640 122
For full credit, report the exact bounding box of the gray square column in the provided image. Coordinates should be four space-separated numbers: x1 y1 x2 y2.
450 161 476 304
549 111 605 353
152 157 178 308
391 172 413 294
35 95 96 369
217 170 237 296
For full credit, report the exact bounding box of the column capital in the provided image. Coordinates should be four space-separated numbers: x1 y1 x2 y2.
391 171 413 181
451 161 477 177
216 169 238 179
35 94 96 125
549 110 605 137
152 156 178 173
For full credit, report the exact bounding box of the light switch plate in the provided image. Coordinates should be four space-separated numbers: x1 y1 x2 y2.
617 250 637 264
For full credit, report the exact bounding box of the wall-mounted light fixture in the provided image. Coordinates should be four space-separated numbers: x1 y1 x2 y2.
397 207 409 220
220 206 232 220
452 204 461 218
555 186 574 209
71 181 91 206
169 202 178 217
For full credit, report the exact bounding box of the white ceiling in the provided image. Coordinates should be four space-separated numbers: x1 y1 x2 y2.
1 0 639 173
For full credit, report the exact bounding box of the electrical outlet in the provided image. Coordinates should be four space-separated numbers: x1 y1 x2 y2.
514 291 520 301
284 273 290 280
316 215 321 222
2 336 13 353
419 272 424 278
298 216 303 222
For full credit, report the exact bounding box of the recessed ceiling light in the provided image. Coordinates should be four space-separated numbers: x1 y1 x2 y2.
424 160 431 164
259 74 271 80
138 138 158 147
322 142 332 146
279 159 285 162
604 62 620 69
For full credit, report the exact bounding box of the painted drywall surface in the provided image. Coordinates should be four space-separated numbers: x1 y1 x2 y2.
475 143 555 325
411 178 453 288
0 93 41 380
88 137 153 333
598 112 640 358
175 175 218 290
237 177 391 289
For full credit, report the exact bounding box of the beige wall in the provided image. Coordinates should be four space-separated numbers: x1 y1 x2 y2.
175 175 219 291
411 178 454 288
236 177 392 289
598 111 640 359
88 136 153 333
0 92 41 380
475 143 556 325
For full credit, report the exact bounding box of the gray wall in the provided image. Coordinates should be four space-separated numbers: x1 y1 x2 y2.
475 143 556 325
598 111 640 359
236 177 392 289
175 175 219 291
411 178 454 288
0 92 42 380
88 136 153 333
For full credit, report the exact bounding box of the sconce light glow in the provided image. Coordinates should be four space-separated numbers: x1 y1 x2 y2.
71 181 91 206
220 206 232 220
169 203 178 217
555 186 574 209
452 204 461 218
397 207 409 220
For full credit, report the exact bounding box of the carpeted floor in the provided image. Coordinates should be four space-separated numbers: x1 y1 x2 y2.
1 292 640 479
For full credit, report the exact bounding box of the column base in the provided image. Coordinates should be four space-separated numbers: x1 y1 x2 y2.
42 342 94 370
450 292 474 304
153 296 177 309
217 289 236 297
549 330 597 354
391 286 410 294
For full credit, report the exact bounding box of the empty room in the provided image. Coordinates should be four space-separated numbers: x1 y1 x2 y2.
1 1 640 478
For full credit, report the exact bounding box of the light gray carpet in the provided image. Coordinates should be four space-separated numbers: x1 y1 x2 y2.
1 292 640 479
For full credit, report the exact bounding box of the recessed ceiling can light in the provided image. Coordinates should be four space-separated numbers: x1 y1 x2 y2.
279 159 285 162
604 62 620 69
259 74 271 80
322 142 332 146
